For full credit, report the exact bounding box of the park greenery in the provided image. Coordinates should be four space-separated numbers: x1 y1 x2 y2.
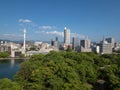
0 51 120 90
0 51 9 58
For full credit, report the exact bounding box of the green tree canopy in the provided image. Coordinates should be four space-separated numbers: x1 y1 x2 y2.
0 51 9 58
0 51 119 90
0 78 20 90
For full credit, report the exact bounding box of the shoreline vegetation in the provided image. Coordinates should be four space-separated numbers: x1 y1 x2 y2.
0 51 120 90
0 52 29 60
0 57 29 60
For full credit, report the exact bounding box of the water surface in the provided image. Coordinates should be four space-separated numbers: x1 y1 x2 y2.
0 59 25 80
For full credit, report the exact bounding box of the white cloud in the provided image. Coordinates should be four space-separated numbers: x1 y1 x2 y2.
35 30 85 39
46 31 64 37
39 25 55 30
18 19 32 23
71 33 86 39
35 30 64 37
2 34 23 40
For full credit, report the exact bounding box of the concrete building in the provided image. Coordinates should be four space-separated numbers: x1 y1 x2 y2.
114 42 120 51
100 43 112 54
63 27 71 50
51 37 59 49
52 41 58 48
10 42 22 57
72 37 79 51
91 42 100 53
96 46 100 53
0 40 7 46
100 38 112 54
64 27 70 44
80 39 90 48
0 45 11 53
11 50 22 57
0 40 11 54
106 37 115 48
80 39 91 52
34 41 42 46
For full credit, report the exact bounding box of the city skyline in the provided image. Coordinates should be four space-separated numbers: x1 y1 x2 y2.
0 0 120 42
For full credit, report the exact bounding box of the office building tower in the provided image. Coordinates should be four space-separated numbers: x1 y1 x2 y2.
64 27 70 44
51 37 59 49
72 37 78 51
53 41 58 48
91 42 100 53
100 43 112 54
95 46 100 54
80 39 90 48
56 37 58 41
80 39 91 52
100 38 112 54
51 39 54 46
106 37 115 48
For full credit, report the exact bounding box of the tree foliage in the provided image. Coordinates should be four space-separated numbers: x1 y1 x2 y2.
0 51 120 90
0 51 9 58
14 52 94 90
0 78 20 90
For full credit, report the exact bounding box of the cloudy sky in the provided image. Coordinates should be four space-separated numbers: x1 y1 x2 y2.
0 0 120 42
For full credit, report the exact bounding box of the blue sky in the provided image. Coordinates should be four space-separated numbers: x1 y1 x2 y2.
0 0 120 42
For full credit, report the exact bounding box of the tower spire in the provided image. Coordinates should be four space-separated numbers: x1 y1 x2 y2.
23 29 26 54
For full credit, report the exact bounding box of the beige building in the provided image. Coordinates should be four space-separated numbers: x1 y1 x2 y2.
80 39 91 52
100 43 112 54
64 27 70 44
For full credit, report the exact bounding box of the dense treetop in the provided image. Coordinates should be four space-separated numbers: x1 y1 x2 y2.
0 52 9 58
0 51 120 90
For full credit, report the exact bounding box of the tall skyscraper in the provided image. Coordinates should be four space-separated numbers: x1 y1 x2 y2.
72 37 78 51
64 27 70 44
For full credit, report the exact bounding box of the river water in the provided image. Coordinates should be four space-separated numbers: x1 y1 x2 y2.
0 59 25 80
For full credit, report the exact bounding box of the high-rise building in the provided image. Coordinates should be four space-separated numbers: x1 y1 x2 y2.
106 37 115 48
56 37 58 41
72 37 78 51
100 37 112 54
80 39 91 52
51 37 59 49
106 37 115 43
91 42 100 53
80 39 90 48
100 43 112 54
64 27 70 44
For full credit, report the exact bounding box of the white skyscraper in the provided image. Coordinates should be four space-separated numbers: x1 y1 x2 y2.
64 27 70 44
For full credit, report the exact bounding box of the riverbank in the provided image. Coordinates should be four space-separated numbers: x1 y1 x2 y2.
0 57 30 60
